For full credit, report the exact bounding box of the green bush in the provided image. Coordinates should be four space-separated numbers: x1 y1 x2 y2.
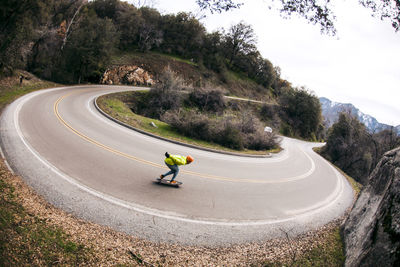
280 123 293 137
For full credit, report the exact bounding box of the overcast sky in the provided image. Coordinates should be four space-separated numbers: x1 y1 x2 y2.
130 0 400 126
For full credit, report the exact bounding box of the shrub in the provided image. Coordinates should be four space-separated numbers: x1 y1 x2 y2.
260 104 276 120
280 123 294 137
162 110 278 151
145 67 187 118
239 114 278 150
260 104 281 129
244 130 278 150
238 112 259 134
215 116 244 150
162 110 212 141
163 111 244 149
188 87 226 113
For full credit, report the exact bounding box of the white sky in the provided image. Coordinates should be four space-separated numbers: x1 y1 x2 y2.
131 0 400 126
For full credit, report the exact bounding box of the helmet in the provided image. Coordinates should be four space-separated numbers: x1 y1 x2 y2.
186 155 194 163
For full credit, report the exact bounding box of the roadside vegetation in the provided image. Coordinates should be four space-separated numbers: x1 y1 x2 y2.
0 74 92 265
97 94 278 155
2 0 398 265
98 68 279 153
263 227 345 267
0 161 90 266
320 112 400 185
0 71 59 112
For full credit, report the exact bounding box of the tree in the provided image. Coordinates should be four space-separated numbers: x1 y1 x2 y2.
223 22 257 67
130 0 157 8
0 0 88 76
321 113 400 185
196 0 400 34
90 0 119 19
196 0 243 14
253 57 278 88
60 8 118 83
160 12 206 59
279 87 322 139
373 127 400 159
114 2 142 49
321 112 374 184
137 7 163 52
0 0 56 74
200 31 225 71
359 0 400 31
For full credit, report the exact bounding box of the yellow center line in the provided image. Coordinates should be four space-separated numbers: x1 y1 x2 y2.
54 91 296 184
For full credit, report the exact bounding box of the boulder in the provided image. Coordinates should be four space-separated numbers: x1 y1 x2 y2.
101 65 154 86
343 147 400 266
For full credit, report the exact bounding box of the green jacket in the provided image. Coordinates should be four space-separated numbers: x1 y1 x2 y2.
165 154 187 166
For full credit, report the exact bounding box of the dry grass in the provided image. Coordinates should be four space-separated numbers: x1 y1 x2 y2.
0 70 59 112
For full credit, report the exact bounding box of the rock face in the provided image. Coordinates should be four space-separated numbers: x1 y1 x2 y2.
343 147 400 266
101 65 154 86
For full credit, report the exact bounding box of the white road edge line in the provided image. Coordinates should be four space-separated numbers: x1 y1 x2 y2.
0 145 15 175
12 87 348 226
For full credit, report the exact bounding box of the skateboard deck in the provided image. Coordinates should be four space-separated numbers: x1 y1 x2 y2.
156 178 182 187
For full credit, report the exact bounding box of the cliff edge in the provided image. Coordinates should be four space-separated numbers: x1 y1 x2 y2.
343 147 400 266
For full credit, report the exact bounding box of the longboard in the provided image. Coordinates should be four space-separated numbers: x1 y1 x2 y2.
155 178 182 187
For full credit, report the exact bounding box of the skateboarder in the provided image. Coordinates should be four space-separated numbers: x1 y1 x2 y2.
160 152 194 184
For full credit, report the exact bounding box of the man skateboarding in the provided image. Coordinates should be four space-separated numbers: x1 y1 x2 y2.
160 152 194 184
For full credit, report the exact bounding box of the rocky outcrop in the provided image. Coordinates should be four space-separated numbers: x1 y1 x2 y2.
343 147 400 266
101 65 154 86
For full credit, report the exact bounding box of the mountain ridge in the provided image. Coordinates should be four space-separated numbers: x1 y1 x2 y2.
319 97 400 134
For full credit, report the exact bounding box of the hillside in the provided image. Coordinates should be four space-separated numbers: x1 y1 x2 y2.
0 0 325 141
320 97 399 134
104 50 277 100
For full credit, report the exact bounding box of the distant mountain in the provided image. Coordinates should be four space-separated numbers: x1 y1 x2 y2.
319 97 400 134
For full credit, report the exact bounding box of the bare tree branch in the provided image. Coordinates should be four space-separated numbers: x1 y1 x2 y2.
196 0 243 14
196 0 400 35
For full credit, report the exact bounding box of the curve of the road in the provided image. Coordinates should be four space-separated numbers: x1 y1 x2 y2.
0 85 354 246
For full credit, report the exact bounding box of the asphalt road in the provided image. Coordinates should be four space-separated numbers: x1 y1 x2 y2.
0 85 354 246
